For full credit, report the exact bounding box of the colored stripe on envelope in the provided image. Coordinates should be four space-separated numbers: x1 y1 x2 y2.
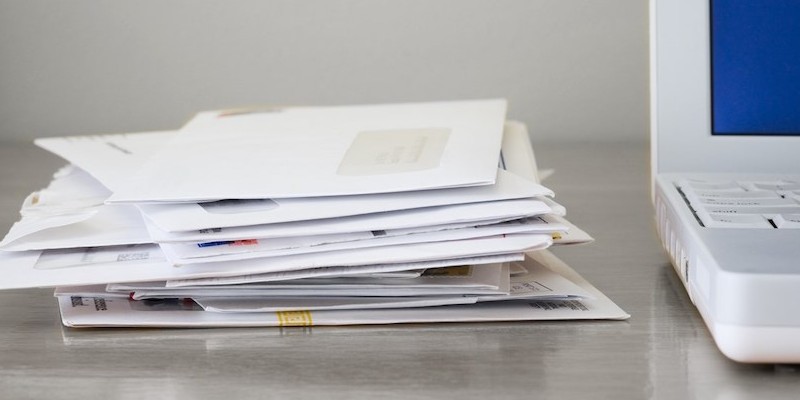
197 239 258 248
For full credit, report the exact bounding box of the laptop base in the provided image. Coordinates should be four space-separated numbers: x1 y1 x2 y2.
655 173 800 363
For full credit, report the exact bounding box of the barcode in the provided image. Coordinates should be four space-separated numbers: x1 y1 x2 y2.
528 300 588 311
71 297 85 307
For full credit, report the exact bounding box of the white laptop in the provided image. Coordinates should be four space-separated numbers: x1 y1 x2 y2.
650 0 800 363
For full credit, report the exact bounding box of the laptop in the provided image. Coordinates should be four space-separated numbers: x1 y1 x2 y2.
650 0 800 363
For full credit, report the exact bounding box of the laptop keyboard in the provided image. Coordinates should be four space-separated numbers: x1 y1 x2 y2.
677 178 800 229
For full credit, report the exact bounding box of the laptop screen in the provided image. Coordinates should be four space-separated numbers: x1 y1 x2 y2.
711 0 800 136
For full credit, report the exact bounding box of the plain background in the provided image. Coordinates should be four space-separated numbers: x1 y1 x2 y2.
0 0 648 144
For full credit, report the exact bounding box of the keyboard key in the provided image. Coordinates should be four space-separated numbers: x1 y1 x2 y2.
704 213 773 229
784 192 800 203
704 206 800 215
749 182 800 191
681 180 742 191
773 214 800 229
697 197 797 207
691 190 780 199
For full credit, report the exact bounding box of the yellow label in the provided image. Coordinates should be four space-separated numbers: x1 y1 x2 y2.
551 232 563 240
276 310 313 327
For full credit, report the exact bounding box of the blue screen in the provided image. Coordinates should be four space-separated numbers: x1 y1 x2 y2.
711 0 800 136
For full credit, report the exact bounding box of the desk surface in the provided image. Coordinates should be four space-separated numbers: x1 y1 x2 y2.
0 140 798 399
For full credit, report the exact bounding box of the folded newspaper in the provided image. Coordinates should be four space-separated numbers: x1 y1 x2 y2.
0 100 628 328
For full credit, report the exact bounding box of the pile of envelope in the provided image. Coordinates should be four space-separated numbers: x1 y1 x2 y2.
0 99 628 327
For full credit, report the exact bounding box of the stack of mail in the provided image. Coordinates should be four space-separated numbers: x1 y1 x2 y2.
0 99 628 327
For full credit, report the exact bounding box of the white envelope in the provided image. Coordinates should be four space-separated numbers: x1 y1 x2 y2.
188 260 595 312
0 166 151 251
115 263 510 299
111 263 506 293
30 122 553 232
146 198 552 243
161 216 569 266
548 214 595 245
138 168 552 232
169 233 552 278
166 254 524 287
0 205 151 252
195 296 483 312
107 99 508 203
0 234 550 290
35 131 175 192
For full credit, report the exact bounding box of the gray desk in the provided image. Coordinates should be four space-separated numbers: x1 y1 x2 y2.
0 141 797 399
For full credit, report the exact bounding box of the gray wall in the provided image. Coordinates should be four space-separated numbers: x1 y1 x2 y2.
0 0 648 143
